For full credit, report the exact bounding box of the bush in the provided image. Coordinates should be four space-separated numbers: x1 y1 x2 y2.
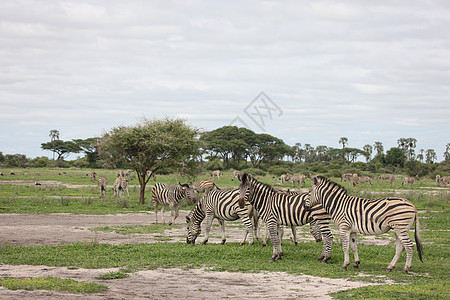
267 166 290 176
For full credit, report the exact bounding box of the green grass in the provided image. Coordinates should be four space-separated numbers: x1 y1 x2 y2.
0 167 449 298
0 276 108 293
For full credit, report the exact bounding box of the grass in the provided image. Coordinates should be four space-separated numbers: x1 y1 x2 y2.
0 167 449 298
0 276 108 293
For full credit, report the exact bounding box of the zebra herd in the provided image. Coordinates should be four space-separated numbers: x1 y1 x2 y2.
92 169 425 272
183 172 424 272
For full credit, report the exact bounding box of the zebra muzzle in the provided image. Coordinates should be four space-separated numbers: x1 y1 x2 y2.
238 197 246 209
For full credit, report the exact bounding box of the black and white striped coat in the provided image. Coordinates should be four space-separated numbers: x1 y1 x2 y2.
238 173 333 263
305 175 423 272
152 183 195 225
192 179 220 193
186 188 256 245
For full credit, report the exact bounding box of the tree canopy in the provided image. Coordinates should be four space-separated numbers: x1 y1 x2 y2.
98 118 201 204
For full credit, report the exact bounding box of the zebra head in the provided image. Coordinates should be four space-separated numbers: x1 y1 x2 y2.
179 183 196 204
186 209 201 244
304 175 326 211
238 173 252 209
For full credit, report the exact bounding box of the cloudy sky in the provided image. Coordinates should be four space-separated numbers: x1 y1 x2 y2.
1 0 449 161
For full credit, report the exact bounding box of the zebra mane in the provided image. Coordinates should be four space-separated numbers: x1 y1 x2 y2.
242 173 279 194
315 175 348 195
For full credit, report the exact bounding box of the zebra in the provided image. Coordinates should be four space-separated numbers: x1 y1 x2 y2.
186 189 256 245
440 175 450 187
402 175 420 189
210 170 222 179
378 174 396 187
88 170 97 182
113 176 129 198
305 175 423 272
146 170 157 181
435 175 441 186
290 174 307 188
192 179 221 193
231 170 242 181
152 183 195 225
238 173 333 263
340 173 355 182
97 176 108 198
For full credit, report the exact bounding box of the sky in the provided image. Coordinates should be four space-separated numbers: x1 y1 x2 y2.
1 0 449 161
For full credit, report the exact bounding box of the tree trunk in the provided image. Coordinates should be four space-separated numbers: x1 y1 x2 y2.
137 171 147 205
140 183 146 205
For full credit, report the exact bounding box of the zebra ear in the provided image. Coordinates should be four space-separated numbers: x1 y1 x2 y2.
312 176 319 186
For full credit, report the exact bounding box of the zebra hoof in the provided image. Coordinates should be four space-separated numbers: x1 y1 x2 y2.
168 222 173 225
269 258 275 263
401 268 410 273
386 268 393 272
353 261 360 269
221 239 226 245
341 266 348 271
201 240 208 245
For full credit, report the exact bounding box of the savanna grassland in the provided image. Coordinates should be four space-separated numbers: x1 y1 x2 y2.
0 168 449 299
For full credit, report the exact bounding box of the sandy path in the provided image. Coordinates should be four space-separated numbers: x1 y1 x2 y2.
0 212 379 299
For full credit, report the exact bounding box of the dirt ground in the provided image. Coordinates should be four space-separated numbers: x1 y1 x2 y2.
0 211 383 299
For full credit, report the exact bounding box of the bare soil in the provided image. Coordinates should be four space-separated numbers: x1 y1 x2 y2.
0 211 382 299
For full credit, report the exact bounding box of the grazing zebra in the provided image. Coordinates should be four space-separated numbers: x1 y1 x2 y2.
210 170 222 180
279 173 293 184
192 179 220 193
97 176 108 198
341 173 355 182
349 175 359 187
290 174 307 188
440 175 450 187
378 174 396 187
305 175 423 272
357 176 372 186
186 189 256 245
152 183 195 225
238 173 333 263
113 176 129 198
403 175 420 189
89 170 97 182
435 175 441 186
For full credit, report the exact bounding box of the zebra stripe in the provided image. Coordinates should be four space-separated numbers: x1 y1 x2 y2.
192 179 220 193
186 188 255 245
238 173 333 263
305 175 423 272
152 183 195 225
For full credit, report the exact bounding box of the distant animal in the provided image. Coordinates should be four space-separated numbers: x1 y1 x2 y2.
358 176 372 186
98 176 108 198
378 174 396 187
152 183 195 225
290 174 307 188
231 170 243 181
305 175 423 272
440 176 450 187
402 175 420 189
147 170 156 181
435 175 441 186
349 175 359 187
113 176 129 198
210 170 222 180
192 179 220 193
89 170 97 182
340 173 355 182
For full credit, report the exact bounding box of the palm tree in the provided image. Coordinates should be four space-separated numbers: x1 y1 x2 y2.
339 137 348 162
49 130 60 161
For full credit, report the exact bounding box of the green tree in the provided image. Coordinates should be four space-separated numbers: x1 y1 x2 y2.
444 143 450 161
98 118 201 204
41 140 81 160
48 130 60 161
73 138 99 167
385 147 407 168
363 144 373 162
373 141 384 156
339 137 348 162
425 149 437 164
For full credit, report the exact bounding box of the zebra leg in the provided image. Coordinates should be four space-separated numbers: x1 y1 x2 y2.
318 225 333 263
290 226 298 245
154 201 159 224
340 229 351 270
350 233 360 269
386 234 404 272
267 221 281 262
278 225 284 246
262 224 268 247
168 204 179 225
202 213 215 245
394 227 414 272
218 218 226 245
161 204 166 224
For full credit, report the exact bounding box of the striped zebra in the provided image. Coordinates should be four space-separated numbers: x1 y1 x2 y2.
305 175 423 272
113 176 129 198
210 170 222 180
97 176 108 198
192 179 220 193
186 188 256 245
402 175 420 189
290 174 306 188
238 173 333 263
152 183 195 225
378 174 396 187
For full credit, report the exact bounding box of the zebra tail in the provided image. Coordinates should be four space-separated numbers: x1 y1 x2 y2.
415 212 424 263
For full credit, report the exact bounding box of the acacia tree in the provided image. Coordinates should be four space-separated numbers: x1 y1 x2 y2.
98 118 201 204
